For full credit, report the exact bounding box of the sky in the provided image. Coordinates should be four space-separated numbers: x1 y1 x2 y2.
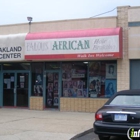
0 0 140 25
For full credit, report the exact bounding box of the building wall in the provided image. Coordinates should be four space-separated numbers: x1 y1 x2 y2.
117 6 130 91
128 6 140 59
0 17 117 35
0 6 135 112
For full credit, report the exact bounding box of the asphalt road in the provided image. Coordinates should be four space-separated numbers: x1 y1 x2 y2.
71 128 129 140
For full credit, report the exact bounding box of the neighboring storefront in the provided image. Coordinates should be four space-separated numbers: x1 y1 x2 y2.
128 7 140 90
0 33 30 107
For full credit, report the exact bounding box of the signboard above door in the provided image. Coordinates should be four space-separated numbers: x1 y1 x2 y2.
25 28 122 60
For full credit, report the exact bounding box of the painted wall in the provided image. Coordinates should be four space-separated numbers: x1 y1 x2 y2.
128 7 140 59
128 6 140 22
129 27 140 59
0 17 117 35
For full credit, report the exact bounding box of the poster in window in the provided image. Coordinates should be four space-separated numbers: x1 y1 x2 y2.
20 83 24 88
63 88 73 97
54 81 58 90
48 83 53 92
7 79 11 89
54 97 59 106
68 80 73 88
62 72 66 81
54 73 59 80
63 81 68 88
63 88 68 97
72 88 77 97
11 76 14 82
89 77 101 97
35 74 43 85
66 72 72 80
105 79 117 98
48 73 53 81
77 89 83 97
72 80 77 89
101 76 105 85
62 63 72 72
47 99 52 106
106 64 117 79
20 76 25 82
34 85 43 96
89 62 101 76
77 80 83 89
83 89 88 97
48 91 52 99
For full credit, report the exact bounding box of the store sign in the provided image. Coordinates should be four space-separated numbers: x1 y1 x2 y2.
25 28 122 60
0 33 26 61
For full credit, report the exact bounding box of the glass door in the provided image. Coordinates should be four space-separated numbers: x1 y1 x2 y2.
16 72 29 107
46 71 60 108
3 73 15 106
3 71 29 107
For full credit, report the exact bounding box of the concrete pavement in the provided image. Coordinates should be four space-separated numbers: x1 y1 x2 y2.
0 108 94 140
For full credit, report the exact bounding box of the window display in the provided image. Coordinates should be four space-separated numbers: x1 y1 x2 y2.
46 72 59 107
31 63 43 96
89 61 117 98
62 61 117 98
62 62 88 98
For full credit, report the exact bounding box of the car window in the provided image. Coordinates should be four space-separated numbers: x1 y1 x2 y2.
109 95 140 106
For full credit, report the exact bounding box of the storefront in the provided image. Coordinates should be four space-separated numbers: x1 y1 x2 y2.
0 33 31 108
24 27 122 111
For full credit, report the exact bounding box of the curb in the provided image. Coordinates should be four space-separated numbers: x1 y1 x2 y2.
70 128 93 140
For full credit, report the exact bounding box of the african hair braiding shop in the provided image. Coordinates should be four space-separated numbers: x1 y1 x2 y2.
1 5 136 112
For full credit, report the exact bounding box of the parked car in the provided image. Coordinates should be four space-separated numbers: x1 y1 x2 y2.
94 89 140 140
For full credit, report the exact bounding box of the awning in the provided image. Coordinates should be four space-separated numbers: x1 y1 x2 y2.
25 27 122 60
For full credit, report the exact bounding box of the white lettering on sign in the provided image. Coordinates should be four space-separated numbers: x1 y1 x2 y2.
26 41 49 51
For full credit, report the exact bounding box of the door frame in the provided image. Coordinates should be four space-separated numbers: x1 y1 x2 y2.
44 70 61 110
2 70 31 107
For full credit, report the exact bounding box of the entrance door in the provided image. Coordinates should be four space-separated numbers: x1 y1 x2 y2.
46 71 60 108
16 72 29 107
3 73 15 106
3 72 29 107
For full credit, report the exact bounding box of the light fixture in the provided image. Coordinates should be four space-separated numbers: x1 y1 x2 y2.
83 62 88 64
27 16 33 33
27 17 33 23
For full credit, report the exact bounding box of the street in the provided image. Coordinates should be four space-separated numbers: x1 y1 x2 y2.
71 128 129 140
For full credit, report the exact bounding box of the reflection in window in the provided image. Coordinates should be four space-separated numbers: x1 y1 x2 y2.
3 63 30 70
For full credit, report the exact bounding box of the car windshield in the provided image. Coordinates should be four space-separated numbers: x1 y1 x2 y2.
109 95 140 106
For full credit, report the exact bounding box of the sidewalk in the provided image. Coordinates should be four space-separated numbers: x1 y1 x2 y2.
0 108 94 140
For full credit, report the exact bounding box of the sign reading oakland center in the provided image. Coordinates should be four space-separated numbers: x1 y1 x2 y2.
0 33 26 61
0 46 22 60
25 36 120 59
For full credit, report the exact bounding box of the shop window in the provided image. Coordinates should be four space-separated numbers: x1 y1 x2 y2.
3 63 30 70
31 63 43 96
61 61 117 98
62 62 88 98
89 61 117 98
46 62 60 70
